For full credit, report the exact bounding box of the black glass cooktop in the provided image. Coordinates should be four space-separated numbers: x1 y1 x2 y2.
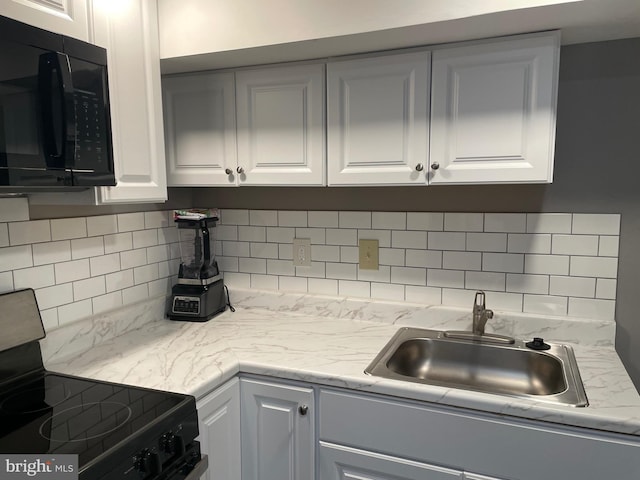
0 372 187 467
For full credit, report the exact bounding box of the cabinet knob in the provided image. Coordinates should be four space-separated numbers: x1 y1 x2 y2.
236 167 244 174
415 163 424 172
225 168 233 175
298 405 309 416
431 162 440 170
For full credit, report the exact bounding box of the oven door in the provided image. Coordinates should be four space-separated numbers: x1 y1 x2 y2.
158 448 208 480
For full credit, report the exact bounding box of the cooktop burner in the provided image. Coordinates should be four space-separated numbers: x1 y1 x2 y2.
0 372 186 467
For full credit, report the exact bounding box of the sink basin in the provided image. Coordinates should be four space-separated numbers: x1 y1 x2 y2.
365 327 588 407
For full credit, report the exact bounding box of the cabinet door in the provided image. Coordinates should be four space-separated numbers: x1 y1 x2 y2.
92 0 168 203
0 0 91 41
235 64 325 186
319 442 462 480
163 72 237 186
430 32 560 184
241 378 314 480
327 52 430 186
196 378 241 480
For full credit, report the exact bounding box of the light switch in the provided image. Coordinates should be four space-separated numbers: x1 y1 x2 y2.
359 239 379 270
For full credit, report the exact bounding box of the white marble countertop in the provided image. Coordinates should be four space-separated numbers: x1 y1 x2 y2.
42 289 640 437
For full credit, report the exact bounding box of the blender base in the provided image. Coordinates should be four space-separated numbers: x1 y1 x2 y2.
168 279 227 322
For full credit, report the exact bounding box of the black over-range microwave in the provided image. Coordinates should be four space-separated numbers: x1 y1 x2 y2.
0 15 116 189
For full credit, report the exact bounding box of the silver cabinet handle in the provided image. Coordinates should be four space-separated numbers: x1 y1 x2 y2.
298 405 309 416
225 168 232 175
431 162 440 170
415 164 424 172
237 166 244 174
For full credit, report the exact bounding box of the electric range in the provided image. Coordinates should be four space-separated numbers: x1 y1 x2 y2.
0 289 207 479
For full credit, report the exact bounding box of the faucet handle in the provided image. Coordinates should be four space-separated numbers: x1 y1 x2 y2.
473 291 487 310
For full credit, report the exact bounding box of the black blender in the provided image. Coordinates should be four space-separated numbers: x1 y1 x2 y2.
168 214 227 321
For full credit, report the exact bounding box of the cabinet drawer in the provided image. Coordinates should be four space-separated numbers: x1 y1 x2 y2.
319 389 640 480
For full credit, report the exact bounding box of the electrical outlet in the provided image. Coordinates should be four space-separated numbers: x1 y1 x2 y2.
359 239 379 270
293 238 311 267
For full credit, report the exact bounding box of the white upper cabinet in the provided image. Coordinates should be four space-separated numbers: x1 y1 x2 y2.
92 0 168 203
235 63 325 186
163 72 237 186
0 0 91 41
327 52 430 186
429 32 560 184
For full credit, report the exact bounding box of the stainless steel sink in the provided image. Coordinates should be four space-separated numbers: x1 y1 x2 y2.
365 327 588 407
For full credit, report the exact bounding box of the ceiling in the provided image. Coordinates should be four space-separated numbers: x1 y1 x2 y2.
159 0 640 73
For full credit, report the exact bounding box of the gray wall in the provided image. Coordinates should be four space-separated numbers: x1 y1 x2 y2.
192 38 640 389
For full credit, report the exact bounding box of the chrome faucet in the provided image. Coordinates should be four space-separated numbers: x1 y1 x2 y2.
472 291 493 336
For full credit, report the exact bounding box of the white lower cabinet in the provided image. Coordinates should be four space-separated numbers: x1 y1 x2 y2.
196 378 241 480
240 377 315 480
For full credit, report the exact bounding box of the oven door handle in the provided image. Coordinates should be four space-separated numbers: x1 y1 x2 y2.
183 454 208 480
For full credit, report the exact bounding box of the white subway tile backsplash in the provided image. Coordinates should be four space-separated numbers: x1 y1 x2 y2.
392 266 427 286
444 213 483 232
441 288 475 308
279 211 307 227
216 225 238 241
14 265 55 289
507 234 551 254
250 242 279 259
132 229 158 249
51 218 87 241
572 214 620 235
339 211 371 229
428 232 465 251
58 299 93 326
339 280 370 298
296 262 326 278
570 256 618 278
36 284 73 310
358 265 391 283
71 237 104 260
221 209 249 225
340 246 359 263
357 230 391 247
405 286 442 305
568 297 615 320
506 274 549 295
87 215 118 237
0 197 29 222
596 278 617 300
527 214 572 234
267 259 295 276
379 248 405 266
484 214 526 233
0 224 8 247
524 254 570 275
523 295 568 316
0 245 33 271
312 245 340 262
74 276 106 301
278 243 293 260
407 212 443 231
106 270 134 293
218 256 239 273
372 212 406 230
117 213 145 232
144 211 169 229
120 249 147 269
223 272 250 289
308 211 339 228
39 308 58 331
326 228 357 246
122 284 149 305
598 236 620 257
104 233 133 254
551 235 598 256
326 262 357 280
93 291 124 314
147 245 171 264
279 276 307 293
484 291 523 311
443 251 481 271
0 271 14 293
308 278 337 295
482 253 524 273
55 259 90 284
90 254 121 277
406 249 441 268
392 231 427 249
251 274 278 290
250 210 278 226
158 227 179 245
466 233 507 253
9 220 50 246
296 228 326 244
223 241 250 257
371 282 405 301
549 276 595 298
239 257 267 274
267 227 296 244
239 226 266 242
465 271 505 292
32 241 70 266
427 269 464 288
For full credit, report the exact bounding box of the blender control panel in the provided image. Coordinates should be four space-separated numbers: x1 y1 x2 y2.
172 296 200 315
